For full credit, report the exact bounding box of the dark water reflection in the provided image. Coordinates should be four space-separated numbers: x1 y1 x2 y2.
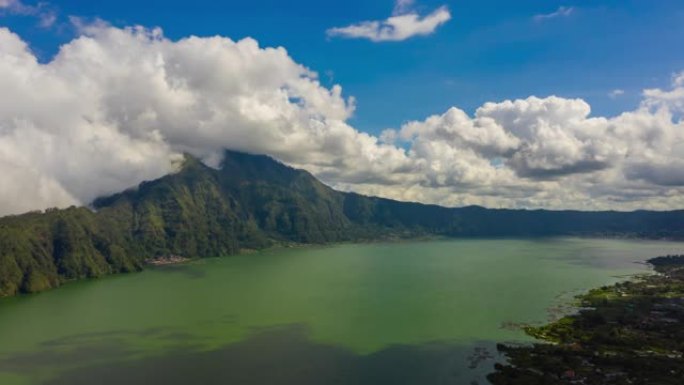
0 325 502 385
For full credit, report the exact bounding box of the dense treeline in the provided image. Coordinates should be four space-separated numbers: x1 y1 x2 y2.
648 254 684 269
2 150 684 297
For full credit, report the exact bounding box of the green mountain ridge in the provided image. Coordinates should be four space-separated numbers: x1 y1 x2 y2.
1 150 684 297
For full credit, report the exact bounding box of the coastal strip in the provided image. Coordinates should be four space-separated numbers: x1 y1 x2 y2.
488 255 684 384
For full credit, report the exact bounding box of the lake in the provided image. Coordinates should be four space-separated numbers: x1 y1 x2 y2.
0 238 683 385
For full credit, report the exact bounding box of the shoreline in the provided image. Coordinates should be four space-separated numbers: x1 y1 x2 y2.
1 235 678 300
145 255 192 266
488 255 684 384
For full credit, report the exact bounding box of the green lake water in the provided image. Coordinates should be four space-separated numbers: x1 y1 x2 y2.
1 238 683 384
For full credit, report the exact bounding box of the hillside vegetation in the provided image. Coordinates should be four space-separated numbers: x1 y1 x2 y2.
2 150 684 297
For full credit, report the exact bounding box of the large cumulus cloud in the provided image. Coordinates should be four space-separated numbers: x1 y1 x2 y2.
0 23 683 216
0 24 411 216
379 82 684 210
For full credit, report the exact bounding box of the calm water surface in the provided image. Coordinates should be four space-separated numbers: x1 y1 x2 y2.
1 238 683 384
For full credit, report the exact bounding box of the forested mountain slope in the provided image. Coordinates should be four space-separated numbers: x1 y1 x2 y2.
1 150 683 297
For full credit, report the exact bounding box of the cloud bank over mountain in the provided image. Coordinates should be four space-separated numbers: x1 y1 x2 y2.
0 24 683 216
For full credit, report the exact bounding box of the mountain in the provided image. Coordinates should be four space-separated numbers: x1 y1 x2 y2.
1 150 684 297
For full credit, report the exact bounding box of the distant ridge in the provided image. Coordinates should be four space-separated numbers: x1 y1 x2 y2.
1 150 683 297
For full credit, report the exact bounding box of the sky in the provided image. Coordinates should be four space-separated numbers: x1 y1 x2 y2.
0 0 683 214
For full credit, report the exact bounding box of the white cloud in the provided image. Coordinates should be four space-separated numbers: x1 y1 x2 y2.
377 79 684 210
327 4 451 42
643 72 684 113
0 0 57 28
0 25 412 215
534 6 574 22
0 24 683 216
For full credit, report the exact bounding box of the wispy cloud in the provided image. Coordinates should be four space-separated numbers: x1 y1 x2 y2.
327 1 451 42
534 6 574 22
69 15 112 35
0 0 57 28
609 89 625 99
393 0 415 15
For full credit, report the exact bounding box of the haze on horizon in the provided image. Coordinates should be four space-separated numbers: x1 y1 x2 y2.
1 0 683 216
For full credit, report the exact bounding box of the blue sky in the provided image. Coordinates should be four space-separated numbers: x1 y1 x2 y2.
3 0 684 135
